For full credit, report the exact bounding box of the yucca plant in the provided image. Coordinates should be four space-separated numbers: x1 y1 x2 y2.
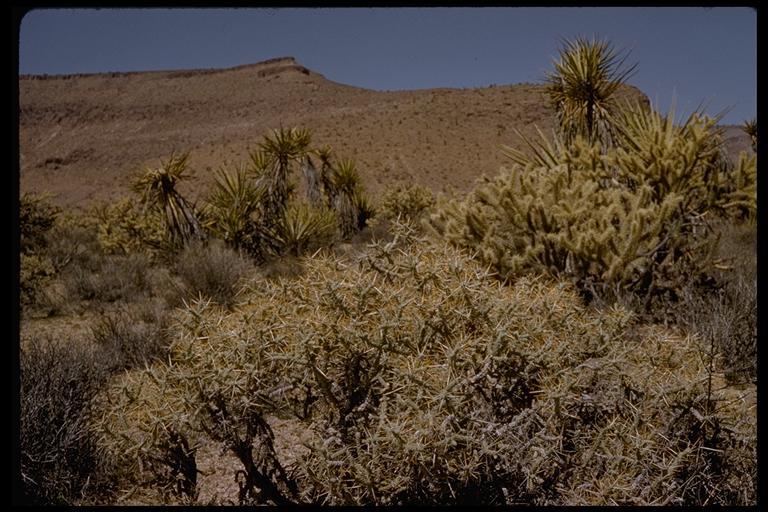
329 159 364 238
265 203 338 257
255 127 312 227
545 36 637 148
313 144 337 209
301 155 323 208
203 166 264 252
741 118 756 152
131 152 204 247
352 188 376 232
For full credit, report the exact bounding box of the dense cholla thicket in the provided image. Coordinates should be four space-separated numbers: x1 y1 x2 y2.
428 104 756 307
93 223 755 505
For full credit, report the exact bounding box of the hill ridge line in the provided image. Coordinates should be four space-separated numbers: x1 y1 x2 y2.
19 55 305 81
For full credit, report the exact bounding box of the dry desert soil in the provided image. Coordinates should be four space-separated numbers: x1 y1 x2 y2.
19 56 752 211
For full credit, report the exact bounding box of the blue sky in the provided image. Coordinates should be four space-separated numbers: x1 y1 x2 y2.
19 7 756 125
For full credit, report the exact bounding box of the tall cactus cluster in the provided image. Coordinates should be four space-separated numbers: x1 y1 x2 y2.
428 103 756 306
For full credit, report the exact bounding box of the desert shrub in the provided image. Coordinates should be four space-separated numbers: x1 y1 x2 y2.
20 337 115 505
19 194 61 307
46 218 104 273
90 302 170 369
676 221 756 384
377 182 435 221
20 193 60 253
61 251 154 304
20 253 56 308
93 225 754 505
172 239 252 308
428 105 756 309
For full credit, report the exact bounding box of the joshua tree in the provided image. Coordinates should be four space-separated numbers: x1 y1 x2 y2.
545 36 637 148
132 152 204 246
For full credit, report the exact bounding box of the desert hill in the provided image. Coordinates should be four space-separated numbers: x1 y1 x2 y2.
19 56 749 210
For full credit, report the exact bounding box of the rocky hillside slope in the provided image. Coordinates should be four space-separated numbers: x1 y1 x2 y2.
19 56 747 210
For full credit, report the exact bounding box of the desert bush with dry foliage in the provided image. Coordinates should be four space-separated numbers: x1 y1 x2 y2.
19 193 61 308
172 239 253 308
20 337 117 505
92 223 755 505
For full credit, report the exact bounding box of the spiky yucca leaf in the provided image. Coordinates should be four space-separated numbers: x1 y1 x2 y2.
741 118 756 152
258 127 312 165
546 36 637 147
352 188 376 230
131 152 204 246
255 128 313 229
266 203 338 256
502 126 568 170
313 145 338 208
302 155 323 208
330 159 360 195
203 166 264 251
248 149 275 177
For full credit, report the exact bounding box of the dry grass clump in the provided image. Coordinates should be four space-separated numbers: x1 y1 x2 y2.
674 221 756 384
172 239 253 308
92 223 755 505
90 301 170 370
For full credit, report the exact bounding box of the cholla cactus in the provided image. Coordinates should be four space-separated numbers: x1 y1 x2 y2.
93 225 754 505
377 182 435 221
429 103 756 305
94 197 168 256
